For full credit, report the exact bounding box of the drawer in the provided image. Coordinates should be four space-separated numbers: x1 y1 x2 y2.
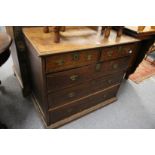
94 56 130 76
100 43 136 61
46 57 128 92
45 48 99 73
47 65 92 92
49 84 120 124
48 72 124 109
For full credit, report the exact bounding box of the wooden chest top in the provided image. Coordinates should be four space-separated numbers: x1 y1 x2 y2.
23 27 139 56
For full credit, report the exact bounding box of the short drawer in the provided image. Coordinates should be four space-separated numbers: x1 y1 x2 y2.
45 48 99 73
46 57 128 92
93 56 130 77
100 43 136 61
49 84 120 124
48 72 123 109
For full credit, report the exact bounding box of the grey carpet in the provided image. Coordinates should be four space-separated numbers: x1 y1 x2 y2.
0 57 155 129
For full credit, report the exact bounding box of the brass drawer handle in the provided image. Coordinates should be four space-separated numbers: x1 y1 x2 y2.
72 53 80 61
95 63 101 71
87 54 92 60
68 92 75 98
70 75 79 81
57 59 64 66
113 63 118 69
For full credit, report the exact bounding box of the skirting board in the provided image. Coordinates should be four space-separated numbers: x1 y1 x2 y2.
31 94 117 129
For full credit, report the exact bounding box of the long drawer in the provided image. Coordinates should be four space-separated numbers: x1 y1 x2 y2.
46 56 129 92
48 72 124 109
45 48 100 73
49 84 120 124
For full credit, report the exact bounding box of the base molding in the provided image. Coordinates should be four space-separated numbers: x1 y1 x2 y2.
49 97 117 128
31 94 117 128
31 93 48 128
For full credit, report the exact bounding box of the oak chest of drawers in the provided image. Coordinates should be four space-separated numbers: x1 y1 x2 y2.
23 27 140 128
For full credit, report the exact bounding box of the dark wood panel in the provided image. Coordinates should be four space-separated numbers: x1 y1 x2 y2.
49 84 120 124
48 72 123 109
93 56 130 77
100 43 136 62
127 43 141 67
46 65 92 92
125 39 155 78
25 37 50 123
45 48 100 73
6 27 31 96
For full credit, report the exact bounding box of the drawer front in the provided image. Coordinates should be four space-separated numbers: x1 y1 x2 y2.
48 72 124 109
46 65 92 92
47 57 129 92
49 85 120 124
45 49 99 73
93 56 129 78
100 44 136 61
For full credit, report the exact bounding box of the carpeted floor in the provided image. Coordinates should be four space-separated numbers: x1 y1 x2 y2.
129 59 155 83
0 57 155 129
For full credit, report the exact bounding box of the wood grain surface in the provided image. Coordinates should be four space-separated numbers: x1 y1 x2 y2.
23 27 139 56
